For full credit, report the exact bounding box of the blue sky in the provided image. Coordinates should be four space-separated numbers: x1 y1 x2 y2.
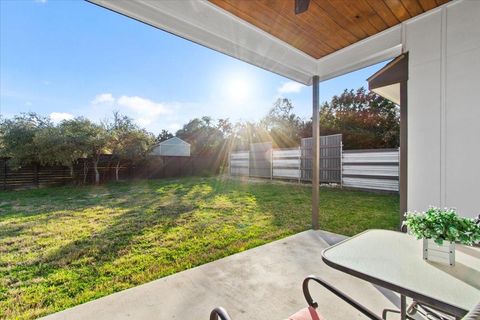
1 0 387 135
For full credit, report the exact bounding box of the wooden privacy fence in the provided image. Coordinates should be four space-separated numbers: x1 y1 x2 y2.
137 155 220 179
342 149 399 192
1 154 220 191
0 161 73 190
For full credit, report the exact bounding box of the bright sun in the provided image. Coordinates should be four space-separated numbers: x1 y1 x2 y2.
222 74 254 104
224 76 252 103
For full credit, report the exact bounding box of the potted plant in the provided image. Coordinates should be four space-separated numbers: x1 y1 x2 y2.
403 207 480 266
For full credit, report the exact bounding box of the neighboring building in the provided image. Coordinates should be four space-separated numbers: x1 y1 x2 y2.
150 137 190 157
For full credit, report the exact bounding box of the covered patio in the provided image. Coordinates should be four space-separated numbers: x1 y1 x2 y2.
41 0 480 319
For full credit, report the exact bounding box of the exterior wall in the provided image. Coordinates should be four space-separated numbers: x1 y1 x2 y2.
406 0 480 218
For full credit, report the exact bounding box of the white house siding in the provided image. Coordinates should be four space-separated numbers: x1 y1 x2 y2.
406 0 480 218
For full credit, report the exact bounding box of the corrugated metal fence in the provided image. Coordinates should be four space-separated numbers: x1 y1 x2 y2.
273 148 301 180
249 142 273 178
229 152 249 176
342 149 399 192
229 134 342 184
229 141 399 193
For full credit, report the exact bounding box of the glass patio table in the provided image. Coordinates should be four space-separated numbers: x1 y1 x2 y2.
322 230 480 320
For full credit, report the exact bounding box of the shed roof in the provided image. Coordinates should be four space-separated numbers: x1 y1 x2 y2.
158 137 190 146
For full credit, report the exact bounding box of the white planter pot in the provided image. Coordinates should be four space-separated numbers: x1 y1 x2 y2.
422 238 455 266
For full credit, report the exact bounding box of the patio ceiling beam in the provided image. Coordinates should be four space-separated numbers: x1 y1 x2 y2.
86 0 417 85
87 0 317 85
88 1 450 85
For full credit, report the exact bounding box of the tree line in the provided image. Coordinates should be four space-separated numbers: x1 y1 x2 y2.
174 87 399 153
0 87 399 184
0 112 153 184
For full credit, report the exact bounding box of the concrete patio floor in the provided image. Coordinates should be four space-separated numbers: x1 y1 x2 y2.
41 230 398 320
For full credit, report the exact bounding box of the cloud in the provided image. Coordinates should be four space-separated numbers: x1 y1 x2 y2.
91 93 114 105
88 93 175 132
50 112 73 123
277 81 305 94
34 0 47 3
25 101 32 106
117 95 171 116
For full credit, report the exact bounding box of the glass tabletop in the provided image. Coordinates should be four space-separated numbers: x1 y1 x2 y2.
322 229 480 317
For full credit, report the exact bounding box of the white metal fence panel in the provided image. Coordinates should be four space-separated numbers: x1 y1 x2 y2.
342 165 398 177
230 152 249 176
272 148 300 180
342 149 399 192
342 151 399 164
342 177 399 192
229 142 399 193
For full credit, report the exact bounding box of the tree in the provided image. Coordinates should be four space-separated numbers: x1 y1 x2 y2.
318 87 399 149
58 119 98 182
176 117 225 155
261 98 305 148
107 112 154 181
34 126 71 173
59 118 109 185
156 129 173 143
0 112 52 169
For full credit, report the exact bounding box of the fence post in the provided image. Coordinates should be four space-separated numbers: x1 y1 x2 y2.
247 150 250 178
270 148 273 180
2 159 6 191
340 142 343 188
298 146 301 184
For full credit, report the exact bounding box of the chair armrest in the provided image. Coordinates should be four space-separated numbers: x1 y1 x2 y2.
210 307 233 320
302 275 383 320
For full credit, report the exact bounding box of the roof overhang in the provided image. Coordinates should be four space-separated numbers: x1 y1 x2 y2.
87 0 445 85
367 53 408 105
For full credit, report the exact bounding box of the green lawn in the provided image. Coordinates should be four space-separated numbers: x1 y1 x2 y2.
0 177 399 319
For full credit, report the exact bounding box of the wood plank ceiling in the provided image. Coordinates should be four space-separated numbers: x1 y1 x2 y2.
209 0 450 59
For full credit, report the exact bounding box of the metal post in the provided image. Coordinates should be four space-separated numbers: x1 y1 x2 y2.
312 75 320 230
298 146 301 184
399 79 408 228
400 295 407 320
340 142 343 188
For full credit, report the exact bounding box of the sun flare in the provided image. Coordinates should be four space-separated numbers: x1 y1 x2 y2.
223 76 253 104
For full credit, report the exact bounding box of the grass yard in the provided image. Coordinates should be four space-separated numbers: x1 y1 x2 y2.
0 177 398 319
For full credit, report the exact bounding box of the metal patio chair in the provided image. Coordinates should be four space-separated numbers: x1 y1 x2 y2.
209 275 480 320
